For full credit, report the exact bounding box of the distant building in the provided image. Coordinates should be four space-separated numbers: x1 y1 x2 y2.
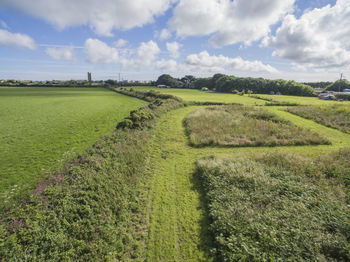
87 72 92 82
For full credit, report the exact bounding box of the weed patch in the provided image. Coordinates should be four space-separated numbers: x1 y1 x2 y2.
196 152 350 261
184 105 330 147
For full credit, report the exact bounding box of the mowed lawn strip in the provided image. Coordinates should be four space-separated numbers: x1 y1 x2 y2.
184 105 330 147
146 106 214 262
0 87 146 203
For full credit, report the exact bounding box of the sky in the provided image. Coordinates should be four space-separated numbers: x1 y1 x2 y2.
0 0 348 82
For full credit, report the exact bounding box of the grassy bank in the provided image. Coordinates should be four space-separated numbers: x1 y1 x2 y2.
184 105 330 147
0 87 146 205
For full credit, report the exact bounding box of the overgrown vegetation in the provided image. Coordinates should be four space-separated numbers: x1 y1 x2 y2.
286 105 350 133
184 105 330 147
196 152 350 261
0 89 183 261
326 79 350 92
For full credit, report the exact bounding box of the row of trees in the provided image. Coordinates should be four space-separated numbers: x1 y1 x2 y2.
325 80 350 92
156 73 316 96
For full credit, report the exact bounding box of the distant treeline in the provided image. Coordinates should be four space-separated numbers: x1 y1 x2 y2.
156 74 316 96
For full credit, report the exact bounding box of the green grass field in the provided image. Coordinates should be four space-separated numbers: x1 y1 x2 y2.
257 94 350 105
132 86 266 105
1 87 350 260
0 87 145 203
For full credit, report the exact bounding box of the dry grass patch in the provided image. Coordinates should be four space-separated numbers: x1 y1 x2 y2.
184 105 330 147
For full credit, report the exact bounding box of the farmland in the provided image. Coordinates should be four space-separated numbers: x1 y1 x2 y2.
1 86 350 261
0 87 146 206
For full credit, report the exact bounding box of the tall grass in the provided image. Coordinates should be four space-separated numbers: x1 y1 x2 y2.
286 105 350 133
196 152 350 261
184 105 330 147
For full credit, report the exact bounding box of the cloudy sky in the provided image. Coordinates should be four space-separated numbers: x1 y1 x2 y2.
0 0 348 81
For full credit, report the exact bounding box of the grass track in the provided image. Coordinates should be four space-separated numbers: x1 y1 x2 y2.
143 103 350 260
146 106 214 261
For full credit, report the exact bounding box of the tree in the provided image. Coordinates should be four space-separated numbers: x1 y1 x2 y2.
209 73 225 90
156 74 177 86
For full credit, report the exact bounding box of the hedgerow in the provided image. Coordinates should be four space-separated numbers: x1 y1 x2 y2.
196 152 350 261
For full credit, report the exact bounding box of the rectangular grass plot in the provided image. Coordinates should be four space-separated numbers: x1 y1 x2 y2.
184 105 330 147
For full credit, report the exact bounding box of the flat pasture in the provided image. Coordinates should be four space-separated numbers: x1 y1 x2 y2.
0 87 145 202
132 86 266 105
257 94 350 105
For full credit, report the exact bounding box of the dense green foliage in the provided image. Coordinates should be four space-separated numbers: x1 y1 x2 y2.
155 74 183 87
303 81 332 89
215 75 316 96
184 105 330 147
0 89 184 261
286 105 350 133
326 80 350 92
196 153 350 261
0 87 145 208
192 77 211 89
154 73 316 96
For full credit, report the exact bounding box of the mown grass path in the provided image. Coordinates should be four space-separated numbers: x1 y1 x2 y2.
146 106 214 261
144 104 350 261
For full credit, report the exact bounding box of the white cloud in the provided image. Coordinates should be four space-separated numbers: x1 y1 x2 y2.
169 0 295 47
166 41 182 58
264 0 350 69
84 38 118 64
2 0 175 36
184 51 278 73
159 29 171 40
155 59 178 72
0 29 36 49
114 39 128 48
122 40 160 68
45 46 75 61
